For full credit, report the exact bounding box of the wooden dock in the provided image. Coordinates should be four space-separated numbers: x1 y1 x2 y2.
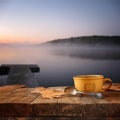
0 83 120 120
0 64 40 75
0 64 40 87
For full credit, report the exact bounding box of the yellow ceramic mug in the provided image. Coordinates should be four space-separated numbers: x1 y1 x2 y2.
73 75 112 92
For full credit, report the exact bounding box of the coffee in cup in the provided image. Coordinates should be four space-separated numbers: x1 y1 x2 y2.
73 75 112 92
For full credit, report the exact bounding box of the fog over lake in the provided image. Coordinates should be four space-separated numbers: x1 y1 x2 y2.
0 45 120 86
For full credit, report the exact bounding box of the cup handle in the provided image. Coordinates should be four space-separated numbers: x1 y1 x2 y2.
102 78 112 91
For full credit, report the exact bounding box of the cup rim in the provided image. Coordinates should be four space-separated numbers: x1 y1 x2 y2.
73 75 104 79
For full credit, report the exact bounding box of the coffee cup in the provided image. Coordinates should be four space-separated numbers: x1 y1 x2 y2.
73 75 112 92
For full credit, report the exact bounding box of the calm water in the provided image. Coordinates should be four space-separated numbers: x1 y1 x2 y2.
0 46 120 86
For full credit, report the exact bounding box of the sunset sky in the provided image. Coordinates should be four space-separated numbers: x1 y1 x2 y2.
0 0 120 44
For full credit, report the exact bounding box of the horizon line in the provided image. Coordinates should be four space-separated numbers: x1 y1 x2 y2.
0 35 120 45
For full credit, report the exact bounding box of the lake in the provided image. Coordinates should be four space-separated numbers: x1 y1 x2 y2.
0 45 120 86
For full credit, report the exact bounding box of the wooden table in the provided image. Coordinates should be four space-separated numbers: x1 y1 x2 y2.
0 84 120 120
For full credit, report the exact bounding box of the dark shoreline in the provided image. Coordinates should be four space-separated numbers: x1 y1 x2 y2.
43 35 120 47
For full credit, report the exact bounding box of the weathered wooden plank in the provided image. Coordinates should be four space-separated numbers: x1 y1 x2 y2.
0 84 26 92
31 84 120 117
0 86 39 117
58 96 92 117
0 84 120 118
0 117 120 120
30 84 120 117
0 64 40 75
57 92 120 117
31 95 58 116
0 87 39 103
0 103 31 117
0 85 27 103
30 86 66 116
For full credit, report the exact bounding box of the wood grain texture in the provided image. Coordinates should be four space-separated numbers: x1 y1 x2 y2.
57 93 120 117
31 95 58 116
0 83 120 118
0 85 26 92
0 103 31 117
0 117 120 120
0 86 38 117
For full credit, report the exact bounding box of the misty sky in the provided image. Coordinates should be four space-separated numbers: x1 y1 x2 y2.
0 0 120 44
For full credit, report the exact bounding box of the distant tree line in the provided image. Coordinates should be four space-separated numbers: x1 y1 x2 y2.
45 35 120 46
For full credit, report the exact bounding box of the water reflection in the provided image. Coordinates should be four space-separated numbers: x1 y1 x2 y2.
0 46 120 87
53 49 120 60
52 47 120 60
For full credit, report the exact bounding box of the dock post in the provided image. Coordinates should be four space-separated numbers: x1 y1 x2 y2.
0 64 40 87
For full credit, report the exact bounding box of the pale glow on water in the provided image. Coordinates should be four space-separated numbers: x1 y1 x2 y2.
0 46 120 86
